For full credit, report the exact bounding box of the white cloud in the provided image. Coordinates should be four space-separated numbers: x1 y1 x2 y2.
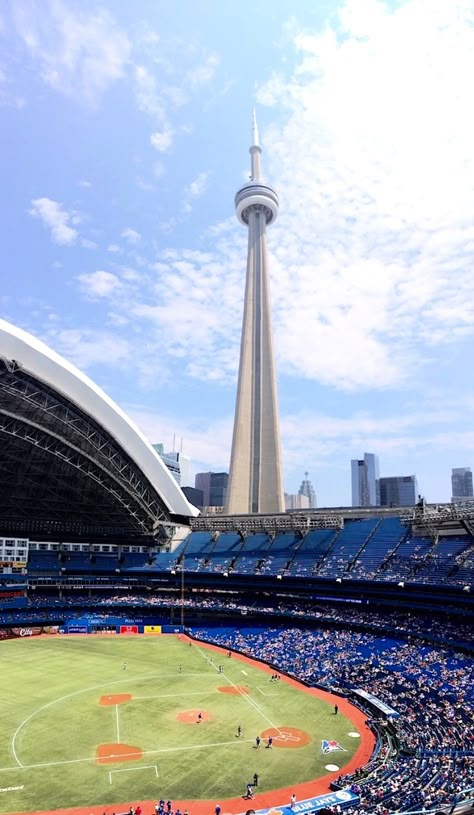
121 227 141 244
134 64 168 120
252 0 474 389
77 179 91 188
185 53 219 88
29 197 78 245
12 1 130 106
186 171 209 199
128 405 232 473
80 238 97 249
150 129 174 152
107 243 122 254
47 327 130 370
182 171 210 213
77 270 121 298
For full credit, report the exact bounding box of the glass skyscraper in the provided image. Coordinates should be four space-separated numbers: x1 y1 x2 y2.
451 467 473 502
351 453 379 507
378 475 418 507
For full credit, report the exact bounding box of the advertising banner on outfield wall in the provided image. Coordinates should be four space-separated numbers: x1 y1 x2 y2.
119 625 138 634
0 627 44 639
144 625 162 634
244 789 360 815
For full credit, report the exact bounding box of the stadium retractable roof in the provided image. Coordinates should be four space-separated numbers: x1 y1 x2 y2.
0 319 198 539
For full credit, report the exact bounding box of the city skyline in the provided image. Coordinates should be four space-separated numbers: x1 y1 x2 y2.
1 1 473 505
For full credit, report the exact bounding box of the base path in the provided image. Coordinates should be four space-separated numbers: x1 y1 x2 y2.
217 685 249 695
13 634 375 815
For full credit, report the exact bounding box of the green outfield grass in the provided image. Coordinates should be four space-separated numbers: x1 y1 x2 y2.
0 635 360 813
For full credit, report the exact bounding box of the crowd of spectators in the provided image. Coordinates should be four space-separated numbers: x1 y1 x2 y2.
190 625 474 813
1 590 471 650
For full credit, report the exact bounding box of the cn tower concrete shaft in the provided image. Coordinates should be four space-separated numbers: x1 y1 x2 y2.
226 113 284 514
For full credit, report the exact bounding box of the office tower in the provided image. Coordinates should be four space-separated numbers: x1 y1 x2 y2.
451 467 473 503
195 472 229 508
351 453 379 506
182 486 204 509
285 493 310 510
226 112 284 514
153 443 181 485
298 471 317 508
379 475 418 507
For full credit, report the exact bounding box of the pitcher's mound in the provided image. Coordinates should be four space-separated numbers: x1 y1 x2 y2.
97 743 143 764
217 685 249 695
261 727 310 748
100 694 132 706
177 709 211 723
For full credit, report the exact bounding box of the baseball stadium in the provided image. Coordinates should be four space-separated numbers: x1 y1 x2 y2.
0 318 473 815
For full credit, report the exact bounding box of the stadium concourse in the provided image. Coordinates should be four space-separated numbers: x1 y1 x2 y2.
1 320 473 814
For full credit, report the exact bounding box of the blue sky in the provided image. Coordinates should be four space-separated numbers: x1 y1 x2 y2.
1 0 474 505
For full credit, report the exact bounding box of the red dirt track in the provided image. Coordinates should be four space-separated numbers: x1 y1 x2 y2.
14 633 375 815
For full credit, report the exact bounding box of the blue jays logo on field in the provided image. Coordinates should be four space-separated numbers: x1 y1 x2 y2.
321 739 345 753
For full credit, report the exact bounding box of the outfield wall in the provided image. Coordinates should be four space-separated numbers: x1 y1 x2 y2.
59 616 184 634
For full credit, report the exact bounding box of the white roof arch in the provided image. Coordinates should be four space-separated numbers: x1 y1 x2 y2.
0 318 198 518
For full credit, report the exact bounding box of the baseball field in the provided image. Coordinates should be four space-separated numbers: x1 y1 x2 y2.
0 633 372 814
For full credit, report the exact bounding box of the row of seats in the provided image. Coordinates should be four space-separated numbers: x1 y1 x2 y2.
26 519 474 586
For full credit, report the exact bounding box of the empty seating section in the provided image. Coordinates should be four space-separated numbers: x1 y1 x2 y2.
60 553 118 572
260 532 301 574
350 517 406 579
289 529 337 575
317 519 379 577
411 535 472 584
232 533 271 574
25 520 474 586
180 531 214 571
28 551 61 574
449 547 474 586
378 535 434 581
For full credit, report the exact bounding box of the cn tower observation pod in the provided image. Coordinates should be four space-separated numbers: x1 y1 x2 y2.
0 319 198 539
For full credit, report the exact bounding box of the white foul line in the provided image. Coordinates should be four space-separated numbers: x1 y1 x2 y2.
0 737 255 772
10 669 206 769
193 643 281 732
115 705 120 743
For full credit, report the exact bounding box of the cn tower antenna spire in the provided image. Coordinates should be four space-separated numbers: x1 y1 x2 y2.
250 109 262 181
252 108 260 147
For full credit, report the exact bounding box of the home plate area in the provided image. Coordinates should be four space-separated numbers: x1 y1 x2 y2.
261 727 310 747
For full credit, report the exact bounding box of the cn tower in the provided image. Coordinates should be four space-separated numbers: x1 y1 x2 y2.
226 112 284 514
